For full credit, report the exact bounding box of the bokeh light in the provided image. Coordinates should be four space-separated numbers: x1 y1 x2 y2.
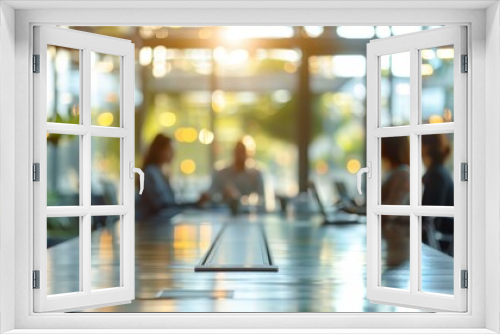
347 159 361 174
437 48 454 59
316 160 329 175
159 112 176 127
180 159 196 174
175 127 198 143
139 47 152 66
199 128 214 145
421 64 434 76
242 135 256 153
97 112 114 126
212 90 225 113
429 115 444 124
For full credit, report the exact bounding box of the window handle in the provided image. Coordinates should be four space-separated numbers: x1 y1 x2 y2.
129 162 144 195
356 162 371 195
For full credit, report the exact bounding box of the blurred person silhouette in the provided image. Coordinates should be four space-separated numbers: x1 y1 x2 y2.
136 134 200 221
381 136 410 206
380 136 410 268
200 139 265 214
421 134 454 254
422 134 453 207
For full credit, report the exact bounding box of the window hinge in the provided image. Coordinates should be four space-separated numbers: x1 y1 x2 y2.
461 270 468 289
461 162 468 181
33 163 40 182
461 54 468 73
33 54 40 73
33 270 40 289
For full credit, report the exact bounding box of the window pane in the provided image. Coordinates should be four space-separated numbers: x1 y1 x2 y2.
47 217 80 295
47 134 79 206
421 134 454 206
380 52 411 127
91 137 121 205
91 52 121 127
91 216 121 290
380 215 410 290
421 216 454 294
421 45 454 124
381 136 410 205
46 45 80 124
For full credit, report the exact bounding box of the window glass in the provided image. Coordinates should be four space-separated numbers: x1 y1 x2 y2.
380 215 410 290
91 52 121 127
421 45 454 124
421 134 454 206
421 216 454 294
381 136 410 206
91 216 121 290
47 217 80 295
46 45 80 124
91 137 121 205
47 134 80 206
380 52 411 127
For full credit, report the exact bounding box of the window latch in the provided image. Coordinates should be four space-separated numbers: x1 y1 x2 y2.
129 162 144 195
356 162 371 195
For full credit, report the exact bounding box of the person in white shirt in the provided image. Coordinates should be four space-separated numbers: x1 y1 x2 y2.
200 140 265 211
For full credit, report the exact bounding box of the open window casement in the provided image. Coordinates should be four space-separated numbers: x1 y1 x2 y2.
33 26 138 312
364 26 467 312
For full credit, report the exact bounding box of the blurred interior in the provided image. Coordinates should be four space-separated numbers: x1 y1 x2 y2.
45 26 456 312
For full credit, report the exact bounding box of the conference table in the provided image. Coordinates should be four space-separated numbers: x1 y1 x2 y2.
46 210 454 313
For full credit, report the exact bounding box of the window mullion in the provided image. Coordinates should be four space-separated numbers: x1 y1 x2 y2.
413 123 454 135
409 47 420 296
46 123 88 135
82 47 92 295
372 205 411 215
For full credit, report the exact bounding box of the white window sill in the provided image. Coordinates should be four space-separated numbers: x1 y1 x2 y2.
4 329 497 334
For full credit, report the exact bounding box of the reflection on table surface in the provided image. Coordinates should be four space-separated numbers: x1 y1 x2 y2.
44 210 455 312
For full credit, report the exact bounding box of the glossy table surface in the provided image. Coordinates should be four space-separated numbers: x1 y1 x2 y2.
45 210 454 312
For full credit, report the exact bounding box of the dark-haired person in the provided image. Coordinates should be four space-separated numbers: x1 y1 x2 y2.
199 139 265 213
421 134 454 254
381 136 410 206
380 136 410 267
422 134 453 207
136 134 200 221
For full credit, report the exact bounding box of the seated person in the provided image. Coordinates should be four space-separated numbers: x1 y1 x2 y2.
136 134 199 221
421 134 454 254
422 134 453 207
380 136 410 267
200 140 265 212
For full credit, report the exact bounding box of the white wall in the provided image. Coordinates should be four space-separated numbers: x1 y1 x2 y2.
7 5 495 331
0 2 16 333
485 2 500 333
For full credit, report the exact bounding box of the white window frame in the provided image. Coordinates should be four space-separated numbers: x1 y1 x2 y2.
33 26 136 313
1 2 499 333
365 26 467 312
